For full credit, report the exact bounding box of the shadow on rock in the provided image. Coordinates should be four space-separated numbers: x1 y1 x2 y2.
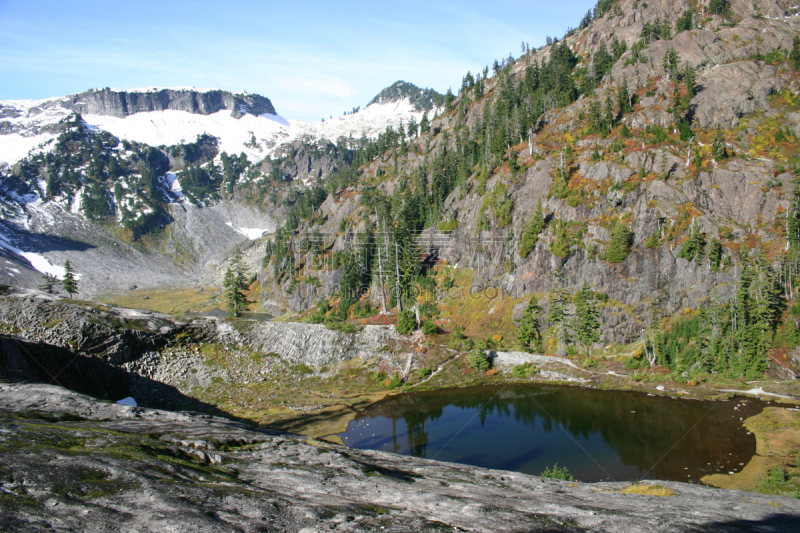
0 219 95 254
697 513 800 532
0 334 247 422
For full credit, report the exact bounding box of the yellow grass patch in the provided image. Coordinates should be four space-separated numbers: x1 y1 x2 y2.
703 407 800 493
99 286 221 315
620 484 675 497
436 268 523 342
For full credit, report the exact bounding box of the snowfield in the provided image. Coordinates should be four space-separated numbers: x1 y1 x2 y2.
0 133 55 167
0 222 69 279
225 223 268 240
0 88 436 166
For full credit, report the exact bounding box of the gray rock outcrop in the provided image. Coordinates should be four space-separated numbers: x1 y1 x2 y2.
56 87 277 119
0 294 399 386
231 321 400 367
1 381 799 532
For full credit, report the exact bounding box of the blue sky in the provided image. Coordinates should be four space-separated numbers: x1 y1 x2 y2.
0 1 596 120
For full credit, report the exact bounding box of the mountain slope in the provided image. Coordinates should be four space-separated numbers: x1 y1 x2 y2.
0 114 277 296
253 0 800 379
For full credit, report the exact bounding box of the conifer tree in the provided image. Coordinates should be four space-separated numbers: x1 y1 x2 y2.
507 147 519 174
587 98 603 134
603 93 617 133
618 83 632 115
419 112 430 134
517 297 543 352
547 276 570 354
678 222 706 262
444 88 455 113
519 198 545 258
712 128 728 161
39 274 59 294
593 41 614 81
792 35 800 71
748 249 783 376
693 303 713 372
676 2 697 33
407 116 418 138
61 261 78 298
662 48 680 78
571 282 600 354
683 63 697 101
224 247 248 317
709 0 731 18
550 223 570 258
605 219 632 263
708 238 723 271
732 249 753 375
789 175 800 255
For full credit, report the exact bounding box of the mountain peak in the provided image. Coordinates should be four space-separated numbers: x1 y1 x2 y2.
368 81 444 112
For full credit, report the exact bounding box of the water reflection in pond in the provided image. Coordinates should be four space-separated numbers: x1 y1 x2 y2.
336 384 765 482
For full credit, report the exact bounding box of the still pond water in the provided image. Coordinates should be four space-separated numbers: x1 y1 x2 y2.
336 384 766 482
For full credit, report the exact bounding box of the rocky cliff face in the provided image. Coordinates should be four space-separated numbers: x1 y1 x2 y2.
267 138 343 183
0 88 278 126
0 295 183 365
432 148 787 344
54 87 277 119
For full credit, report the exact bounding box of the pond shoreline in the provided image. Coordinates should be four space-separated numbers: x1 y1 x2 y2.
268 373 800 494
274 373 800 441
702 407 800 494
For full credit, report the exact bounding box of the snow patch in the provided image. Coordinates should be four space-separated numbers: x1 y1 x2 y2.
0 229 68 278
70 187 84 214
0 133 54 168
7 189 39 205
20 252 66 277
262 113 290 127
161 172 183 200
225 222 268 240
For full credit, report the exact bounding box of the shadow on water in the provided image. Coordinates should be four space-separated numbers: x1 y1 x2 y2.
337 384 767 483
0 334 245 421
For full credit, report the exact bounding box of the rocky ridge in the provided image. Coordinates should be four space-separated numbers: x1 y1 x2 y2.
368 80 445 112
13 87 277 124
0 293 400 394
